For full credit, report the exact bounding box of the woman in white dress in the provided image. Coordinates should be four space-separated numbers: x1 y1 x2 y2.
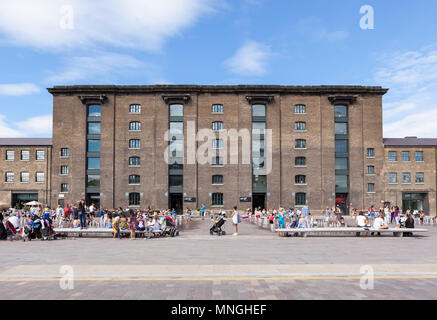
231 206 241 236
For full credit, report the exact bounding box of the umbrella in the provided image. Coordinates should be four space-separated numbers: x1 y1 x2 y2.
25 201 42 206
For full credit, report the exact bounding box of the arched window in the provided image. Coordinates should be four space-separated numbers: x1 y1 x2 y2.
129 175 140 184
129 104 141 113
129 139 141 149
295 139 306 149
129 121 141 131
294 104 306 114
170 104 183 117
212 121 223 131
295 175 306 185
129 157 140 166
294 122 306 131
252 104 266 117
295 157 306 166
129 193 140 206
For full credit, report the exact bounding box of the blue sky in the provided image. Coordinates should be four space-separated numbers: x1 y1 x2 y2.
0 0 436 138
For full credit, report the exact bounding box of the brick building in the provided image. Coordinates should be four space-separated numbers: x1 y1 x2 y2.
47 85 389 214
0 138 52 208
383 137 437 216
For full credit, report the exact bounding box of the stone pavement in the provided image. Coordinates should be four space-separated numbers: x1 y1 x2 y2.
1 218 437 299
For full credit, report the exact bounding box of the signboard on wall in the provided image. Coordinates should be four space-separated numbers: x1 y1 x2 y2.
240 197 252 202
184 197 196 203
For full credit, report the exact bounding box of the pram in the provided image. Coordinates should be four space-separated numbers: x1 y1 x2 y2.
162 215 179 237
209 213 227 236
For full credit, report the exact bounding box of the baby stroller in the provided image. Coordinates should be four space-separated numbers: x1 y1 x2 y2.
39 217 57 240
162 215 179 237
210 213 227 236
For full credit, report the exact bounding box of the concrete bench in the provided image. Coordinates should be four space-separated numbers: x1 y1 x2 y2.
275 227 428 238
54 228 164 237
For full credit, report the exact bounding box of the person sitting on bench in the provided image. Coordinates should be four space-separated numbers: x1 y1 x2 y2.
371 213 389 236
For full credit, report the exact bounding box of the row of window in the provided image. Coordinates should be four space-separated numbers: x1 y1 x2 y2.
388 172 425 184
5 172 45 183
5 150 45 161
388 151 424 162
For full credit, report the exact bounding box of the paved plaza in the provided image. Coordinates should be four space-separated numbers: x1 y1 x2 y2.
1 219 437 299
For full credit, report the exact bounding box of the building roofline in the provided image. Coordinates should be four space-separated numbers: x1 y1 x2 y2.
0 138 52 146
383 137 437 147
47 85 389 95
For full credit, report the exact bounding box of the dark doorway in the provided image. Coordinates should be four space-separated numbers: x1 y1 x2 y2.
86 193 100 208
12 192 38 209
252 193 266 211
335 193 348 215
169 193 183 214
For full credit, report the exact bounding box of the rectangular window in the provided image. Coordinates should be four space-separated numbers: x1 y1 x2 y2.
335 140 348 153
335 123 348 135
129 157 140 166
61 183 69 193
129 193 140 206
212 104 223 113
21 172 30 183
87 157 100 170
402 151 410 162
212 156 223 166
366 148 375 158
61 148 69 157
388 151 397 162
6 150 14 161
213 139 224 149
87 122 101 135
60 165 69 175
367 183 375 193
389 173 397 184
129 104 141 113
87 175 100 188
253 175 267 189
415 151 424 162
415 173 424 184
294 104 306 114
36 172 45 183
169 175 183 188
402 172 411 184
170 122 183 136
335 175 348 189
36 150 45 161
212 175 224 185
21 150 30 161
129 175 141 185
295 193 306 206
212 193 223 206
129 121 141 131
87 140 101 152
5 172 14 182
87 105 101 117
335 157 348 170
367 166 375 175
334 105 347 119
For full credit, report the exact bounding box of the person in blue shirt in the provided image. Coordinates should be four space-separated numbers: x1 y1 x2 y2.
301 204 309 217
201 204 206 220
278 208 285 229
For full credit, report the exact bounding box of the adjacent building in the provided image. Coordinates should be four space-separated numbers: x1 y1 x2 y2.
0 138 52 208
383 137 437 216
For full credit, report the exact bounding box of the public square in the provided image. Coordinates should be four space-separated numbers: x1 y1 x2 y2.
1 219 437 300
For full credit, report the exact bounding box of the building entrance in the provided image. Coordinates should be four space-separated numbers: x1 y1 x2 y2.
169 193 183 214
252 193 266 211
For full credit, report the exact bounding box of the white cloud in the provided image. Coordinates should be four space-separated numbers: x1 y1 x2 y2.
47 52 156 83
295 17 349 42
0 114 52 138
0 0 214 52
224 41 271 76
375 45 437 138
0 83 41 96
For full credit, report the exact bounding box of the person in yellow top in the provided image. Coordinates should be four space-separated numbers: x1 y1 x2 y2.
112 215 121 240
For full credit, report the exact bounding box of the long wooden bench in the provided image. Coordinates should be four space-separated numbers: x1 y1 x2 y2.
54 228 164 237
275 227 428 238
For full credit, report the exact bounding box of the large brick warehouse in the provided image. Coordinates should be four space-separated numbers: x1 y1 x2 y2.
1 85 435 216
